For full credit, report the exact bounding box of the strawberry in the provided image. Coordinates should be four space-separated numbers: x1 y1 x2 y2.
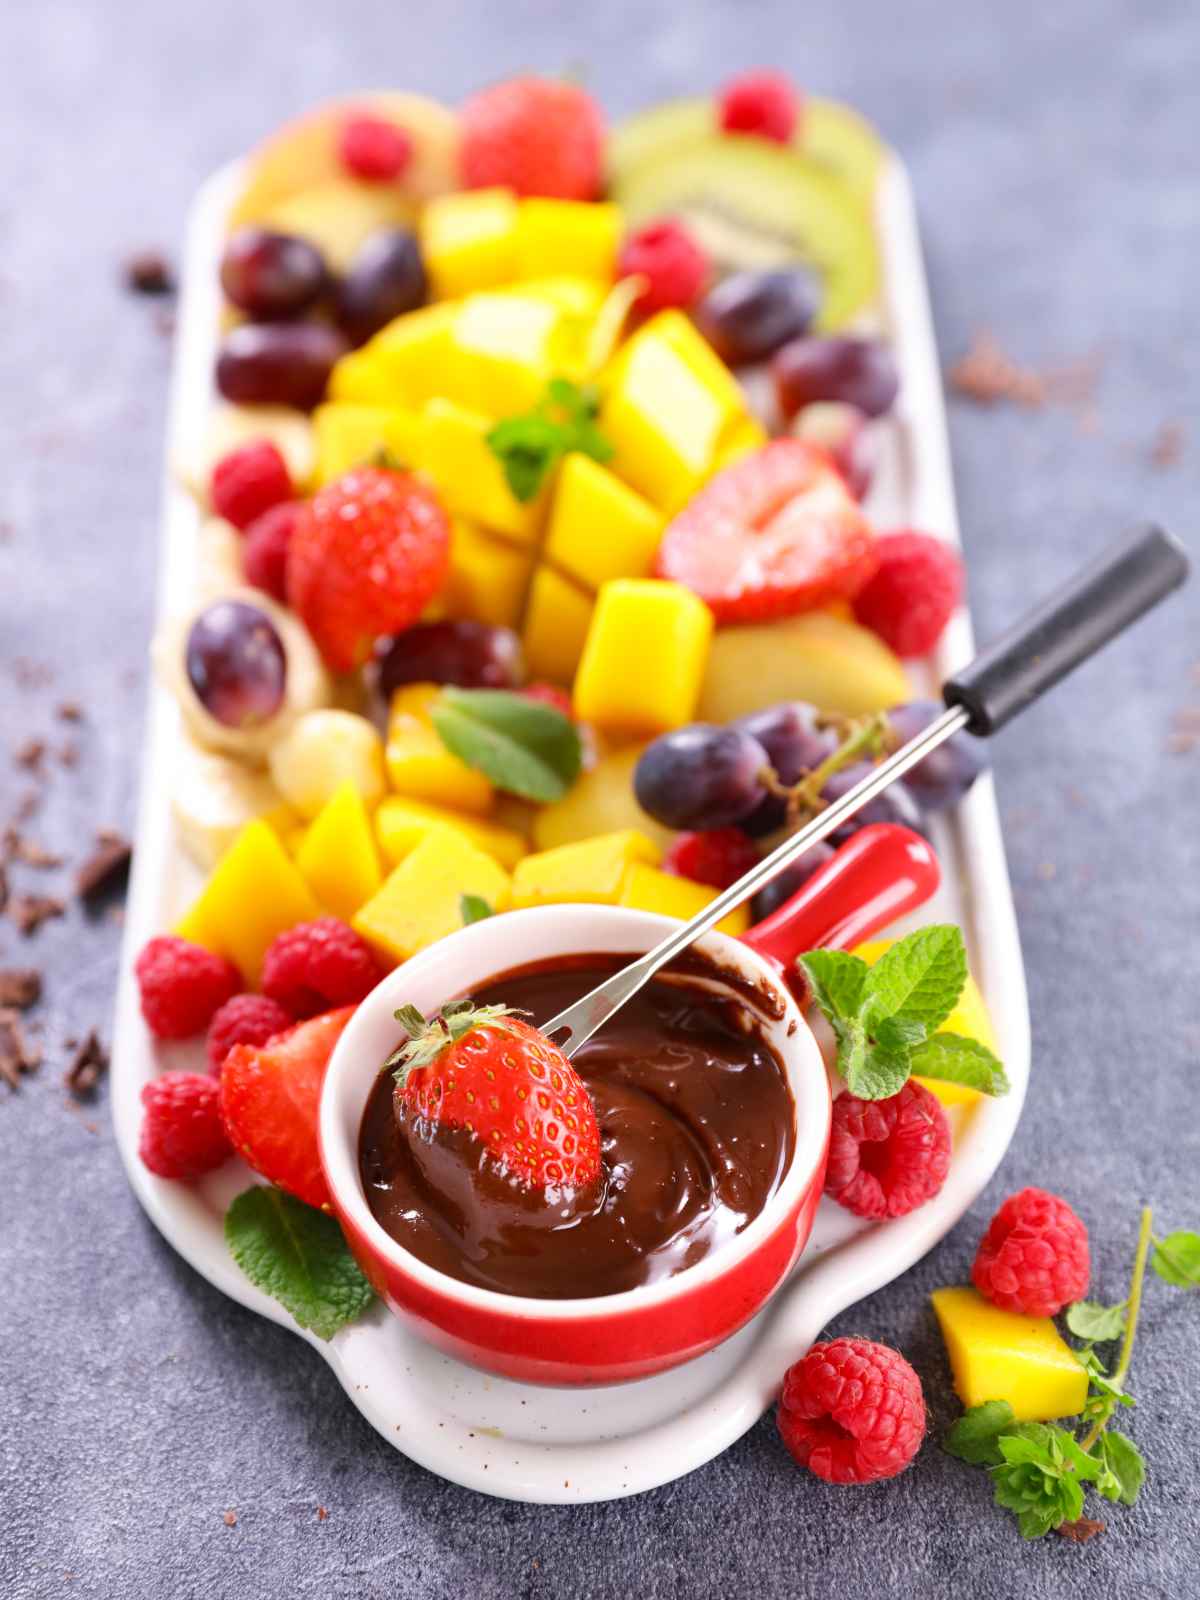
389 1002 600 1193
654 439 878 624
460 77 605 200
219 1006 355 1208
287 466 451 672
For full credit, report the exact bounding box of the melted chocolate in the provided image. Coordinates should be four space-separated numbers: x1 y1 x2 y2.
358 953 796 1300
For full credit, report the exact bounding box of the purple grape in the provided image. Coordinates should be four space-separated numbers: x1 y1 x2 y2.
791 401 877 501
634 725 770 831
773 336 900 421
376 621 523 696
216 322 348 411
887 700 986 811
336 229 428 346
219 228 327 320
694 269 820 367
185 600 287 728
734 702 838 837
820 761 924 844
749 842 836 922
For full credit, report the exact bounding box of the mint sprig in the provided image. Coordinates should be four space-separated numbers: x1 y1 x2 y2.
430 687 582 803
225 1186 376 1342
798 925 1008 1101
486 376 614 502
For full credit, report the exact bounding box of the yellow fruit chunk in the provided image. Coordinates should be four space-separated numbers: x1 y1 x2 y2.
515 199 622 281
295 780 383 921
638 310 745 422
174 819 321 985
522 566 595 685
268 710 386 820
519 275 607 316
385 684 493 814
260 180 415 275
710 413 770 475
353 829 511 964
421 187 519 299
326 347 398 408
334 304 457 410
511 830 661 909
445 292 562 416
600 334 728 511
854 938 999 1109
376 795 526 870
574 579 713 735
543 452 665 591
441 518 534 630
619 863 749 936
419 398 546 543
170 744 297 872
931 1287 1089 1422
698 611 912 722
311 403 421 485
532 744 675 853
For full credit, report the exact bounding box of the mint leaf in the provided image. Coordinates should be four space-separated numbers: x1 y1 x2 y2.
431 688 582 803
860 924 967 1038
1151 1229 1200 1288
797 949 870 1026
845 1038 912 1100
460 893 494 925
944 1400 1016 1465
225 1186 375 1342
1066 1299 1127 1343
909 1032 1010 1096
1093 1430 1145 1506
486 413 566 502
990 1424 1086 1537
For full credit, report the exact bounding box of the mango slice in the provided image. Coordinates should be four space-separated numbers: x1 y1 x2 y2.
511 829 661 909
600 332 728 511
619 863 749 936
295 780 382 921
515 199 622 281
573 578 713 735
445 291 562 416
331 304 456 410
375 796 526 870
418 398 547 543
441 518 535 631
384 684 494 815
522 566 595 684
543 452 664 591
931 1287 1088 1422
353 828 511 965
420 187 520 299
311 403 421 485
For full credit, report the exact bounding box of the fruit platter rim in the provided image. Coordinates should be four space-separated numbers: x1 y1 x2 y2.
110 145 1031 1503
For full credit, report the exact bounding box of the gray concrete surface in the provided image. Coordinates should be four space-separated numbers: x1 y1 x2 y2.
1 1 1198 1596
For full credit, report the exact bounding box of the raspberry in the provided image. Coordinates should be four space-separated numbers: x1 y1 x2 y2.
718 70 801 144
242 500 301 602
461 76 605 200
261 917 383 1018
522 681 574 718
337 112 413 182
618 220 709 314
777 1337 926 1483
972 1187 1090 1317
825 1079 951 1219
852 530 964 658
663 828 760 890
206 993 294 1075
138 1072 233 1180
210 440 293 532
135 936 242 1041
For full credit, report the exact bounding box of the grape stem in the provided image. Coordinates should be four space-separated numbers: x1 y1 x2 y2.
758 711 893 826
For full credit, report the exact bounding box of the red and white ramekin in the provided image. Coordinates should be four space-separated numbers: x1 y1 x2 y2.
319 824 938 1387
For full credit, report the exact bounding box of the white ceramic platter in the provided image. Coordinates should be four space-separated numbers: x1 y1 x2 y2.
111 151 1030 1504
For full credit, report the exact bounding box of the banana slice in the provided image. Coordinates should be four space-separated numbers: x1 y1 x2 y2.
195 518 246 600
170 742 296 870
175 403 315 505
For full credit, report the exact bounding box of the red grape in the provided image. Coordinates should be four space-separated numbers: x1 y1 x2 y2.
886 700 986 811
220 228 327 320
821 762 924 844
773 336 899 421
375 620 523 696
216 322 348 411
185 600 287 728
634 725 770 830
694 269 819 367
336 229 428 347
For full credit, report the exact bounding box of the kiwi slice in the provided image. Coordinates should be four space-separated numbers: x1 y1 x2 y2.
612 134 880 330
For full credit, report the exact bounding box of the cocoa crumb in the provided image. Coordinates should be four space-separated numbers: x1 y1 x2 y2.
154 308 177 339
0 969 41 1009
56 701 83 723
9 893 65 936
949 330 1102 415
1150 421 1184 469
1166 732 1197 756
1057 1517 1105 1543
11 659 52 689
0 1009 41 1089
14 790 40 822
15 838 63 869
0 862 7 915
76 833 132 903
64 1030 107 1099
316 1507 329 1521
123 249 175 296
223 1510 238 1527
58 741 79 769
14 737 45 773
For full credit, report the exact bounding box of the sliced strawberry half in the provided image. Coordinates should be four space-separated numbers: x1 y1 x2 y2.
654 439 879 624
219 1005 355 1208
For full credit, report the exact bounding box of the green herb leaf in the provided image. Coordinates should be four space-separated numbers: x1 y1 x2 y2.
1066 1299 1128 1343
860 924 967 1039
844 1037 912 1101
797 949 870 1027
431 688 582 803
908 1032 1010 1096
1151 1229 1200 1288
944 1400 1016 1465
224 1186 376 1342
460 893 494 925
990 1424 1086 1538
1093 1430 1146 1506
485 377 613 502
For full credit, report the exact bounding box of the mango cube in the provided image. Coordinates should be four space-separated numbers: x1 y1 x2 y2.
311 403 421 485
294 780 383 921
618 863 749 936
600 333 729 511
385 683 493 815
375 795 527 870
420 188 519 299
515 199 622 281
511 830 661 909
441 518 534 630
931 1287 1089 1422
174 819 321 985
327 346 401 408
543 452 664 591
418 398 546 543
643 309 745 423
343 305 456 409
521 566 595 685
445 292 561 416
573 579 713 735
353 828 511 964
711 413 770 475
519 275 607 316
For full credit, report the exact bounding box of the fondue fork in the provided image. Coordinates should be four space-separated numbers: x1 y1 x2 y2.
541 525 1188 1059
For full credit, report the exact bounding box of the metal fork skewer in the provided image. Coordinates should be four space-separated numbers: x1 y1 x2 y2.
541 704 970 1058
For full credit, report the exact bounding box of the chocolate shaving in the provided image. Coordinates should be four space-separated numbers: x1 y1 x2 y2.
58 741 79 769
0 1009 41 1089
123 249 175 296
9 893 65 936
1057 1517 1105 1544
1150 421 1185 469
64 1030 107 1099
56 701 83 723
76 833 132 903
0 969 41 1009
0 862 7 915
14 737 45 773
222 1510 238 1527
14 790 39 823
949 330 1102 413
15 838 62 869
316 1507 329 1522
